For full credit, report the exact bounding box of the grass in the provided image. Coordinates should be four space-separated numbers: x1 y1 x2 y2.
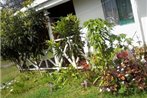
2 85 50 98
4 84 147 98
0 65 19 83
0 60 12 66
1 65 147 98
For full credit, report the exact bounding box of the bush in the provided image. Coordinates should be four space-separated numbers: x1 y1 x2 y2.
83 19 129 70
0 8 49 69
100 50 147 95
53 14 81 39
51 14 85 68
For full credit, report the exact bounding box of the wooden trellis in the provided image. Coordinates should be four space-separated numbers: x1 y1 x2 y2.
20 36 85 71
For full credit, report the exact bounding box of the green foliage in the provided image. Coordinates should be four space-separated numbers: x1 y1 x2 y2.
84 19 115 69
83 19 132 70
49 67 83 89
52 14 85 67
100 50 147 95
53 14 84 50
1 67 84 96
83 18 136 95
1 65 147 98
117 34 133 49
0 8 49 68
53 14 81 38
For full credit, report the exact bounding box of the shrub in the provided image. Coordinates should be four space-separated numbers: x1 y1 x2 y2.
1 8 49 69
100 50 147 95
53 14 81 39
51 14 85 68
83 19 128 70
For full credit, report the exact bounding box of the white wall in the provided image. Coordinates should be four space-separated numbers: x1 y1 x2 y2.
112 0 141 45
136 0 147 44
108 0 147 45
72 0 147 47
73 0 105 25
73 0 105 53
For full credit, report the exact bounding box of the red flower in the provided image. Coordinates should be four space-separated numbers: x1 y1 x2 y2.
117 51 128 59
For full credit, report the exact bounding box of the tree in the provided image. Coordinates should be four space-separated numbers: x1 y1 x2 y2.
1 8 49 70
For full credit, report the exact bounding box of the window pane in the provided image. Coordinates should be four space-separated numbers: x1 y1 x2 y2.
101 0 119 24
116 0 134 25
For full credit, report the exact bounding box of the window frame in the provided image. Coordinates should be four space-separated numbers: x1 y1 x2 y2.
101 0 134 25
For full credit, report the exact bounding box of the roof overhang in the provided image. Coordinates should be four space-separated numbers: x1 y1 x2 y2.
33 0 70 11
14 0 70 15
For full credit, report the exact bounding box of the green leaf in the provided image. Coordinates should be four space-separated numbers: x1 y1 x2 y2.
119 34 127 39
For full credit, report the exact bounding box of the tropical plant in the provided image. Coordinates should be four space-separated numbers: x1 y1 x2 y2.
83 19 133 70
53 14 81 39
84 19 115 69
100 50 147 95
83 18 135 90
52 14 85 68
0 8 49 70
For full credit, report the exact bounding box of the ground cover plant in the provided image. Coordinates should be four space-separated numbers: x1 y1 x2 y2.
1 64 147 98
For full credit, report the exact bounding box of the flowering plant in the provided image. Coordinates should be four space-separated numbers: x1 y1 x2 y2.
100 50 147 94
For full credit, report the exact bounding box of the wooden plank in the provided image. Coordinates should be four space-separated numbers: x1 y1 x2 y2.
22 66 83 71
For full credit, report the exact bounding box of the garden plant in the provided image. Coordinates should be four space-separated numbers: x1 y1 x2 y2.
1 8 49 70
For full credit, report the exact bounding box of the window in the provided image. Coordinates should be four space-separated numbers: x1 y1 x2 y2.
101 0 134 25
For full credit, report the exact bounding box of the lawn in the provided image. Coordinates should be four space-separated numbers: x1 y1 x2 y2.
0 65 19 83
1 65 147 98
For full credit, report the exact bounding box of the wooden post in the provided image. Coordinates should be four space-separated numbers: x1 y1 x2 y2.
44 10 61 67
